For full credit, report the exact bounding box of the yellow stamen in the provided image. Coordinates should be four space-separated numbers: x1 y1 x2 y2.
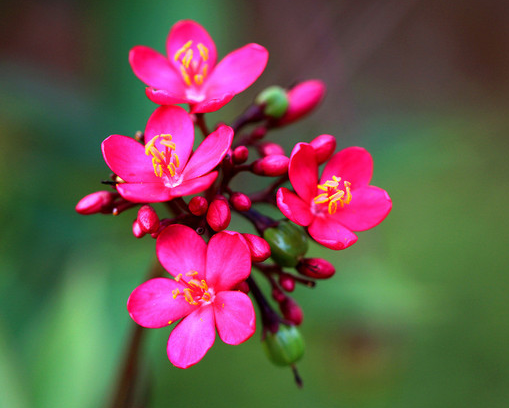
174 40 193 61
182 49 193 68
180 65 192 86
172 289 180 299
194 74 203 85
197 43 209 61
168 320 173 325
186 270 198 277
144 134 180 178
314 176 352 214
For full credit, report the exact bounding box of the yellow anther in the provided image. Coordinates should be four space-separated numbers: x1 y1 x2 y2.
145 134 180 178
168 320 173 325
194 74 203 85
175 273 183 282
197 43 209 61
314 193 329 204
314 176 352 214
174 40 193 61
183 288 197 305
172 289 180 299
168 162 176 177
182 49 193 68
202 64 208 78
186 270 198 277
180 65 192 86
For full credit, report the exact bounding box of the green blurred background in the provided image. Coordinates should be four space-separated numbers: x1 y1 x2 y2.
1 0 508 407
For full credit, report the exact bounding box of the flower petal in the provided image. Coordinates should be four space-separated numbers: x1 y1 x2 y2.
167 304 215 368
204 43 268 99
205 232 252 292
333 185 392 231
129 46 185 93
214 291 255 345
190 93 234 114
101 135 157 183
276 188 313 226
145 87 191 105
156 224 207 279
320 147 373 188
169 172 218 198
127 278 196 328
116 181 172 203
143 105 194 167
166 20 217 72
288 142 318 203
308 216 358 250
182 125 233 180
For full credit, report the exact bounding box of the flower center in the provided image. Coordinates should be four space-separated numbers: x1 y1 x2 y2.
313 175 352 214
172 271 213 306
145 134 180 179
174 40 209 87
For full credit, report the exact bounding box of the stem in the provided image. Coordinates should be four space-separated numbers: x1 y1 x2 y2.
194 113 210 137
247 275 280 334
249 175 289 204
231 104 265 134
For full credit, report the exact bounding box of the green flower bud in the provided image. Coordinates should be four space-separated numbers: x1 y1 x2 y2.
255 86 289 119
263 325 305 366
263 220 308 267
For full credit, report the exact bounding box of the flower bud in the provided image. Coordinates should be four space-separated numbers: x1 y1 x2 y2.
251 126 267 140
279 273 295 292
230 192 251 212
137 205 159 233
272 287 286 303
232 146 249 164
206 198 231 232
252 155 289 177
296 258 335 279
263 220 308 267
255 86 289 119
277 80 326 126
188 196 208 216
258 142 285 157
75 191 116 215
263 325 305 366
242 233 271 262
234 281 250 294
132 220 146 239
310 134 336 164
279 297 303 325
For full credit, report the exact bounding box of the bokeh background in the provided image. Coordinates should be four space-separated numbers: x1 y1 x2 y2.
1 0 508 407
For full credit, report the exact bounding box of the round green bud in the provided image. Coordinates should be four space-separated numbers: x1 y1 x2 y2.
263 325 305 366
255 86 289 119
263 220 308 267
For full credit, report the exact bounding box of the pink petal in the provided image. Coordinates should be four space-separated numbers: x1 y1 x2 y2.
276 188 314 226
101 135 157 183
143 106 194 167
145 87 191 105
332 185 392 231
127 278 196 328
320 147 373 188
166 20 217 72
116 181 171 203
308 216 358 250
129 46 186 93
204 44 268 98
167 304 215 368
182 125 233 180
205 232 252 292
190 93 234 114
169 172 218 198
288 143 319 203
214 291 255 345
156 224 207 279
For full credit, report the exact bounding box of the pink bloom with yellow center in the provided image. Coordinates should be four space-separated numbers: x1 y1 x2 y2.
127 225 255 368
129 20 269 113
101 105 233 203
277 143 392 250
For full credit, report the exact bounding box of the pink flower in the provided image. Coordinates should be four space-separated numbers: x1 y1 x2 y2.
102 105 233 203
127 225 255 368
129 20 269 113
277 143 392 250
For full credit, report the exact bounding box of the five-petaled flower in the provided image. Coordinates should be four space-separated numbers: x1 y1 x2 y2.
277 143 392 250
129 20 269 113
102 105 233 203
127 224 256 368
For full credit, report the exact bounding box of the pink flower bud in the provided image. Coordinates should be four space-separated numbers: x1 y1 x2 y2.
132 219 146 238
278 80 326 126
251 126 267 140
230 192 252 212
272 288 286 303
258 142 285 157
279 273 296 292
242 233 271 262
280 297 303 325
137 205 160 233
310 134 336 164
206 198 231 232
232 146 249 164
252 155 289 177
188 196 208 216
234 281 250 294
75 191 116 215
296 258 335 279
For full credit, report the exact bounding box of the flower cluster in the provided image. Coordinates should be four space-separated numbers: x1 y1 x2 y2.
77 20 392 381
